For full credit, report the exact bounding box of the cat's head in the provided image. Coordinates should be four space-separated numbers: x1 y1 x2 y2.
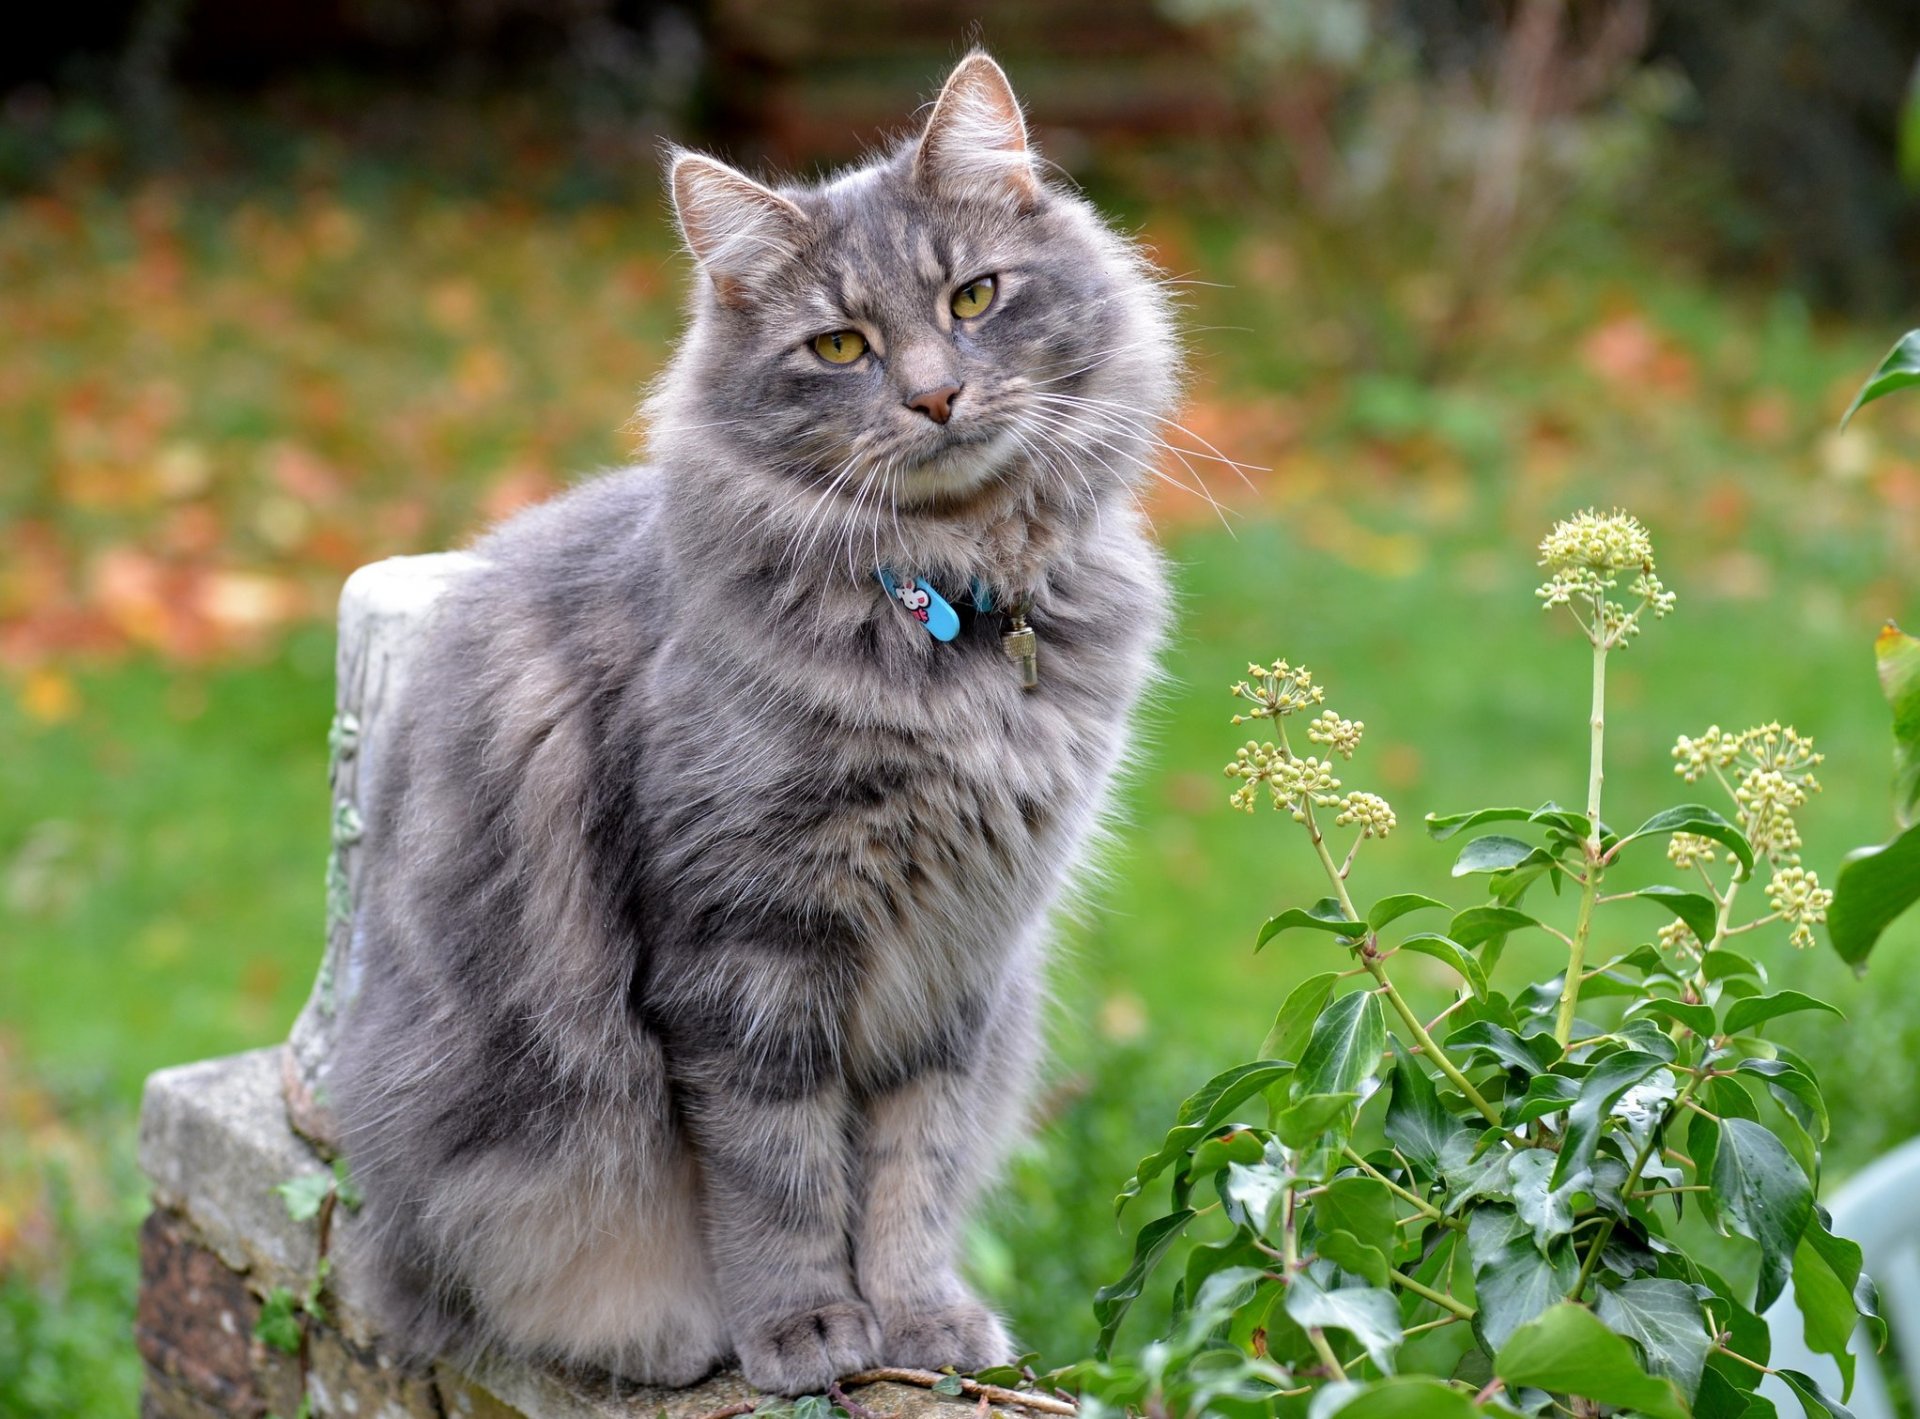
648 51 1182 553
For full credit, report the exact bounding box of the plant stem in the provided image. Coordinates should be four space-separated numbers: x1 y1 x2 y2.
1570 1070 1704 1302
1282 1176 1348 1382
1554 627 1609 1047
1365 959 1502 1126
1340 1147 1466 1231
1390 1267 1476 1319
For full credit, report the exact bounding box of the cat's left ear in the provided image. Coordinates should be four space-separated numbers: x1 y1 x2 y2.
913 51 1038 208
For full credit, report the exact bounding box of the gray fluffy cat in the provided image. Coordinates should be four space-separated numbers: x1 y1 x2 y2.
333 51 1180 1396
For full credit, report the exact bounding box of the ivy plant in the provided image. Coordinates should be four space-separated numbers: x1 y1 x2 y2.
1070 511 1883 1419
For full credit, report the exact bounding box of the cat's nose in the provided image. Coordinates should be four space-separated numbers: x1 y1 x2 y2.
905 384 963 425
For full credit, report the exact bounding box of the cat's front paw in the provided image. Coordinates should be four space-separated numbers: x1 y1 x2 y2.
737 1300 883 1396
878 1298 1013 1373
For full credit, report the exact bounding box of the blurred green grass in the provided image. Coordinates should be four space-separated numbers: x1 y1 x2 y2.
3 168 1918 1409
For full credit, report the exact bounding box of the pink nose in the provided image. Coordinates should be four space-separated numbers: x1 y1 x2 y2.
906 384 962 425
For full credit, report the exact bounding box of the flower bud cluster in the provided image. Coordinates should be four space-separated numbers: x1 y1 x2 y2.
1307 709 1364 759
1535 508 1676 644
1334 791 1397 838
1672 722 1823 864
1766 866 1834 951
1229 660 1325 723
1665 833 1718 870
1226 740 1344 820
1657 919 1703 966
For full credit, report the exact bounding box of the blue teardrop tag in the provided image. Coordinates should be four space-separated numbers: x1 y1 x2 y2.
877 569 961 642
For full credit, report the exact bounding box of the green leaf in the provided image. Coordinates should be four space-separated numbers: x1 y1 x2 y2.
1723 991 1844 1036
1625 884 1723 945
1618 805 1757 880
1277 1092 1360 1148
1473 1239 1580 1352
1396 934 1488 998
1446 905 1543 950
1223 1156 1290 1234
330 1157 364 1212
930 1373 965 1397
1093 1208 1196 1357
1424 806 1537 841
1778 1368 1859 1418
275 1171 334 1223
1792 1208 1866 1398
1509 1072 1581 1125
1594 1278 1713 1397
1115 1061 1294 1213
1366 893 1449 931
1262 972 1339 1062
1258 898 1363 949
1736 1060 1829 1142
254 1286 304 1355
1318 1176 1396 1247
1383 1039 1465 1172
1510 1149 1585 1246
1318 1376 1485 1418
1842 330 1920 427
1446 1020 1555 1076
1295 990 1387 1101
1828 821 1920 971
1495 1302 1689 1419
1713 1117 1814 1311
1552 1048 1672 1188
1451 835 1538 876
1317 1228 1391 1288
1632 997 1718 1038
1283 1275 1402 1374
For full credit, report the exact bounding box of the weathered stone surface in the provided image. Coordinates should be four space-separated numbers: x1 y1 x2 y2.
284 551 482 1151
140 1048 1030 1419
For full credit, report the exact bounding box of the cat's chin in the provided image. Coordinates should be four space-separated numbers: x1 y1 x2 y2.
893 428 1021 507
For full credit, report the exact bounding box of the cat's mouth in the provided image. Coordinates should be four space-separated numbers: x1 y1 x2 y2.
892 427 1020 505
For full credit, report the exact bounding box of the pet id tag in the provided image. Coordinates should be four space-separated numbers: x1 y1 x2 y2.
877 569 960 642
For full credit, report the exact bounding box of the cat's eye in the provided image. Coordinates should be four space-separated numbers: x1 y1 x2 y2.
951 275 997 320
812 330 868 365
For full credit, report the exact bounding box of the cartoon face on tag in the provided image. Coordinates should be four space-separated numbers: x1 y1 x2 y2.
896 583 932 621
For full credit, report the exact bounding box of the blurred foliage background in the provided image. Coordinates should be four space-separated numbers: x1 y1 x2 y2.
3 2 1920 1413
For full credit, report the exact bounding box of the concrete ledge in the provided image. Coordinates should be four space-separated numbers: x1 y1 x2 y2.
137 1049 1023 1419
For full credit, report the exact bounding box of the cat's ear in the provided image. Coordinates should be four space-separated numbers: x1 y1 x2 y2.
669 150 809 304
914 51 1038 207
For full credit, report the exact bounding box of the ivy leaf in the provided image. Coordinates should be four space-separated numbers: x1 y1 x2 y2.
1828 822 1920 972
930 1374 966 1398
1446 1020 1555 1076
1384 1039 1466 1172
1723 991 1843 1036
1631 997 1718 1039
1791 1207 1867 1398
1396 934 1488 998
1116 1061 1293 1214
1224 1158 1289 1234
1277 1092 1360 1148
1842 331 1920 428
1262 972 1339 1062
1283 1275 1403 1375
1594 1278 1713 1397
1511 1149 1586 1246
1258 898 1363 949
1424 806 1538 841
1553 1048 1672 1187
1446 905 1543 950
1737 1060 1829 1141
1712 1118 1815 1311
1295 990 1387 1101
254 1286 304 1355
1473 1238 1579 1352
1617 805 1756 880
1494 1302 1689 1419
1624 884 1723 946
1452 835 1538 875
1509 1072 1581 1126
1366 893 1449 931
275 1171 335 1223
1317 1228 1392 1288
330 1157 364 1213
1318 1176 1396 1246
1314 1376 1485 1418
1777 1368 1861 1418
1093 1209 1195 1357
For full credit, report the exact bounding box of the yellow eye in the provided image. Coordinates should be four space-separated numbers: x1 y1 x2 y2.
951 275 997 320
812 330 868 364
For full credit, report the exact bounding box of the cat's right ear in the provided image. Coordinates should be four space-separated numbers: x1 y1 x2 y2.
669 150 809 305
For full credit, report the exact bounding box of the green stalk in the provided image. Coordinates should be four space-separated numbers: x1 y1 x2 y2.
1554 623 1610 1047
1390 1268 1475 1320
1282 1179 1348 1382
1569 1069 1704 1302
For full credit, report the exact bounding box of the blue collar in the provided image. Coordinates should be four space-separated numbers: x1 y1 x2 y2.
875 569 996 643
